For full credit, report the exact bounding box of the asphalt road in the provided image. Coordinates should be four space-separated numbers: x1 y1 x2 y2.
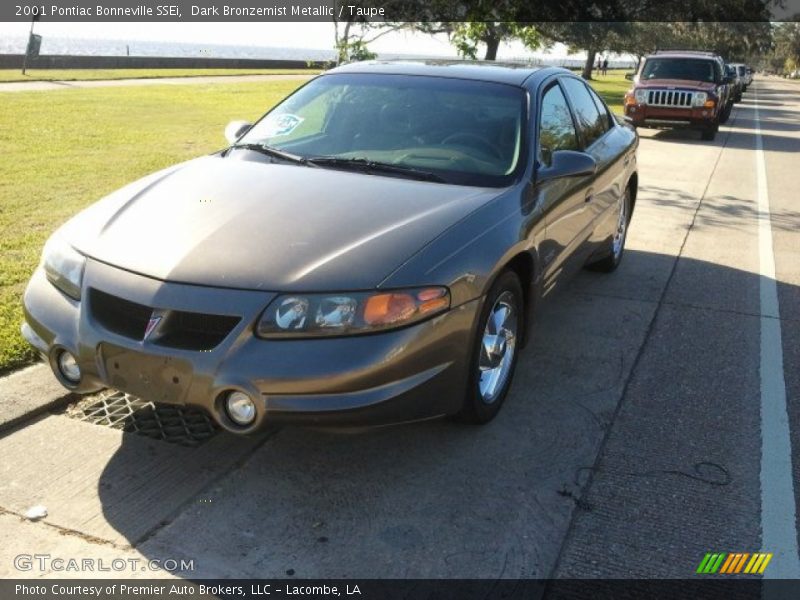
0 76 798 583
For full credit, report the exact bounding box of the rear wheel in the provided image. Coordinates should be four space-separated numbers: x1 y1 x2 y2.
590 186 631 273
457 271 523 424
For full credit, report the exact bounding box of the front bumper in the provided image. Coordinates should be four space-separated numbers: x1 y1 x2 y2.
624 104 717 128
22 259 480 432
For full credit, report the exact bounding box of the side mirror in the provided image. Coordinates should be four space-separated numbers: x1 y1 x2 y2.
537 150 597 182
224 120 252 144
624 72 635 81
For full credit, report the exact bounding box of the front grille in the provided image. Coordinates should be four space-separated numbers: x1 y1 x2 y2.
90 288 151 339
65 390 218 447
646 89 695 107
158 311 241 351
89 288 241 351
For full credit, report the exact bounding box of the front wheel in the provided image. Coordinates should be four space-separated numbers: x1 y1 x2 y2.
701 124 717 141
719 103 732 124
457 271 523 424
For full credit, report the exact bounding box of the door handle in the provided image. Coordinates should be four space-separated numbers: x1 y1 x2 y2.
585 189 594 203
623 155 630 166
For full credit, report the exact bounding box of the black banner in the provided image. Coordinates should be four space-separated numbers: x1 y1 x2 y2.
4 579 800 600
4 0 800 22
25 33 42 59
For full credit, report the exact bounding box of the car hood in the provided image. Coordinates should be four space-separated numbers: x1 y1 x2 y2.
63 155 501 291
636 79 717 92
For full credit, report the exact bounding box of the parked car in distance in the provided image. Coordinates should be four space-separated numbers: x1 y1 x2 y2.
22 61 638 432
726 64 744 102
624 50 734 141
739 64 753 89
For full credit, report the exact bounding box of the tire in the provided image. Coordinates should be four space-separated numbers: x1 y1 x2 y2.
701 124 717 141
719 103 732 124
589 186 632 273
456 271 524 424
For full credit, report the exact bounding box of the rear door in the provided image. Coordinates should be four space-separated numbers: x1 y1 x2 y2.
559 77 620 252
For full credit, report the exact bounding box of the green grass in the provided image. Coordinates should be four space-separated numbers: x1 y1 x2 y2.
0 78 306 373
0 68 319 83
587 70 632 114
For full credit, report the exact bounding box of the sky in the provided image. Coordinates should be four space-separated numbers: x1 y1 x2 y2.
0 21 583 60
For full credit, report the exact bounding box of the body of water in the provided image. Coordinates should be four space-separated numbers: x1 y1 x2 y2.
0 34 636 69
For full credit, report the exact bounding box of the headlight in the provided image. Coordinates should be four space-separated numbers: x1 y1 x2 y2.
256 287 450 338
634 89 648 104
42 236 86 300
692 92 709 107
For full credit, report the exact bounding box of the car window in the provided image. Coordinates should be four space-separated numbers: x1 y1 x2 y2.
538 83 579 166
641 58 717 83
738 66 746 76
560 77 606 148
585 84 613 131
238 73 527 188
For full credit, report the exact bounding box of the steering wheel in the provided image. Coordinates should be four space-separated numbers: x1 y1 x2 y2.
441 132 502 159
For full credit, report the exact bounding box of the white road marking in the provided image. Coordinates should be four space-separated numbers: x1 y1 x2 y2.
755 84 800 579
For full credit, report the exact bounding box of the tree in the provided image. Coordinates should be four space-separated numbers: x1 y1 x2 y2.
772 21 800 73
538 23 631 79
331 2 411 64
448 22 544 60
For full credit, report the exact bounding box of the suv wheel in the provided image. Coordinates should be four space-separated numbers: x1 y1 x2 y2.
701 123 718 141
719 103 732 124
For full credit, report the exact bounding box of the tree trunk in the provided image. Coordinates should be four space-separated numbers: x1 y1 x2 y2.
582 49 596 80
484 36 500 61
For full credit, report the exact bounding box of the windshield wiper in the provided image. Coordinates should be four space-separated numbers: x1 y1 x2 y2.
228 143 309 165
305 157 446 183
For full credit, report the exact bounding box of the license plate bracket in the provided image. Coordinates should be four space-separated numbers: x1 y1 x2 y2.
99 343 192 404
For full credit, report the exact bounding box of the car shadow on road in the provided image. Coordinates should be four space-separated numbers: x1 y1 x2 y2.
88 249 799 579
640 185 800 234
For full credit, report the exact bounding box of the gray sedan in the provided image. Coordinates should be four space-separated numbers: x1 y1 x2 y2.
22 61 638 432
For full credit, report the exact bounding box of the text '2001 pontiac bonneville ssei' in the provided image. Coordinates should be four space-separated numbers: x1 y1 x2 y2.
22 61 638 432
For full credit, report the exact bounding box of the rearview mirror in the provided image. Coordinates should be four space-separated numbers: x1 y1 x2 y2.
224 120 252 144
537 150 597 182
624 72 635 81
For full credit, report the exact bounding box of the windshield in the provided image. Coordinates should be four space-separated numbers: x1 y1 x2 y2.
641 58 718 83
237 73 527 187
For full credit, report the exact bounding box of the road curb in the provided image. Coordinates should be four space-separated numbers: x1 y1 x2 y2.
0 363 74 434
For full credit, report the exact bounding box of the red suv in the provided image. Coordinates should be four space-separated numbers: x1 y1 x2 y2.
624 51 734 141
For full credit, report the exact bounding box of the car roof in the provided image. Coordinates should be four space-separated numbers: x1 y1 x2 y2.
325 60 561 86
645 52 720 61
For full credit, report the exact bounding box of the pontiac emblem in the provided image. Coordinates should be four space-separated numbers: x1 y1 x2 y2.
144 315 162 340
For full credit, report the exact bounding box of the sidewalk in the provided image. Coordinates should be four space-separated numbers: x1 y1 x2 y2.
0 363 72 432
0 73 313 92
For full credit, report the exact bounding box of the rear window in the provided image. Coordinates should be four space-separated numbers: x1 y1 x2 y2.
560 77 607 148
641 58 718 83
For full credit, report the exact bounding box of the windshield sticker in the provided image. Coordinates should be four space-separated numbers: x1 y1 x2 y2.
262 114 304 137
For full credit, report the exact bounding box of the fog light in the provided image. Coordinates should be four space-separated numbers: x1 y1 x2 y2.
224 391 256 426
57 350 81 383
